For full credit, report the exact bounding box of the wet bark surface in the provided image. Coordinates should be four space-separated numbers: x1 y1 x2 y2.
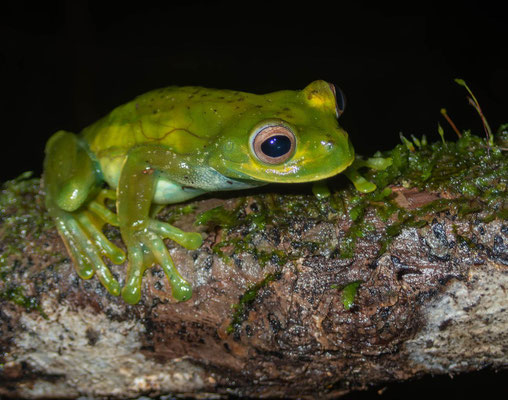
0 182 507 399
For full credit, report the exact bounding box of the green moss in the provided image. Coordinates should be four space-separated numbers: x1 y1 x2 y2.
196 197 309 268
0 286 47 318
0 172 51 315
227 272 280 334
0 172 52 242
194 205 238 227
333 183 394 258
378 217 428 256
334 124 507 258
341 281 362 310
376 131 507 201
160 203 196 224
212 236 287 267
330 281 362 310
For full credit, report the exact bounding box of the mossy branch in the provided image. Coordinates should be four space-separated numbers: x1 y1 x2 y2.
1 125 507 399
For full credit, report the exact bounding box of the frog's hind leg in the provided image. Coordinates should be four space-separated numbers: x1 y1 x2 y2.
44 131 125 295
45 131 98 212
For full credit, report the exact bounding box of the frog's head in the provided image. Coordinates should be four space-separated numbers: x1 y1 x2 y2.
209 80 354 183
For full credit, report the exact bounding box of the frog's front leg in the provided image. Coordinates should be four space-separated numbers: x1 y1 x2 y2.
44 131 126 295
117 145 204 304
345 156 393 193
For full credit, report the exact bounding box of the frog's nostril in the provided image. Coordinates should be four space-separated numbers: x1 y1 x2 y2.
320 139 335 150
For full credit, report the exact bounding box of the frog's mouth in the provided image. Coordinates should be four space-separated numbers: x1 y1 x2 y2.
218 150 355 184
254 153 355 183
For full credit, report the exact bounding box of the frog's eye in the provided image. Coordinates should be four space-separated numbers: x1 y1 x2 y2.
251 124 296 164
328 83 346 118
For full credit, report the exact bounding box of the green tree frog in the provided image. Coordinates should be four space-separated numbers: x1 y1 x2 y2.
44 80 372 304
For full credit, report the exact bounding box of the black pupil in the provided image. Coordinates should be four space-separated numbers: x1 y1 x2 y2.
261 135 292 158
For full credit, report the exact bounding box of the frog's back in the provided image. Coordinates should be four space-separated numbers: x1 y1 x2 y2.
81 86 261 156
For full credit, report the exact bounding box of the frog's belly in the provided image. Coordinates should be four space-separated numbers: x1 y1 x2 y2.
99 156 204 205
152 179 205 204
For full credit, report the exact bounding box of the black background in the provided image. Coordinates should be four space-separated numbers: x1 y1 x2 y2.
2 1 507 183
1 1 507 398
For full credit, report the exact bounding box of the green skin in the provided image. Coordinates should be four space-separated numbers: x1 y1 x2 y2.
44 80 375 304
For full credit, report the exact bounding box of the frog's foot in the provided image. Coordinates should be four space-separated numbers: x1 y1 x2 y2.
345 156 393 193
344 168 377 193
51 192 126 296
360 156 393 171
121 219 203 304
312 180 331 199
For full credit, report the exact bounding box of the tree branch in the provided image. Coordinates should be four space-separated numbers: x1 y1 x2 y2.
0 171 506 399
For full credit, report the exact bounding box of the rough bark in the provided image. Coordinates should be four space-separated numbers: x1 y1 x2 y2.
0 181 507 399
